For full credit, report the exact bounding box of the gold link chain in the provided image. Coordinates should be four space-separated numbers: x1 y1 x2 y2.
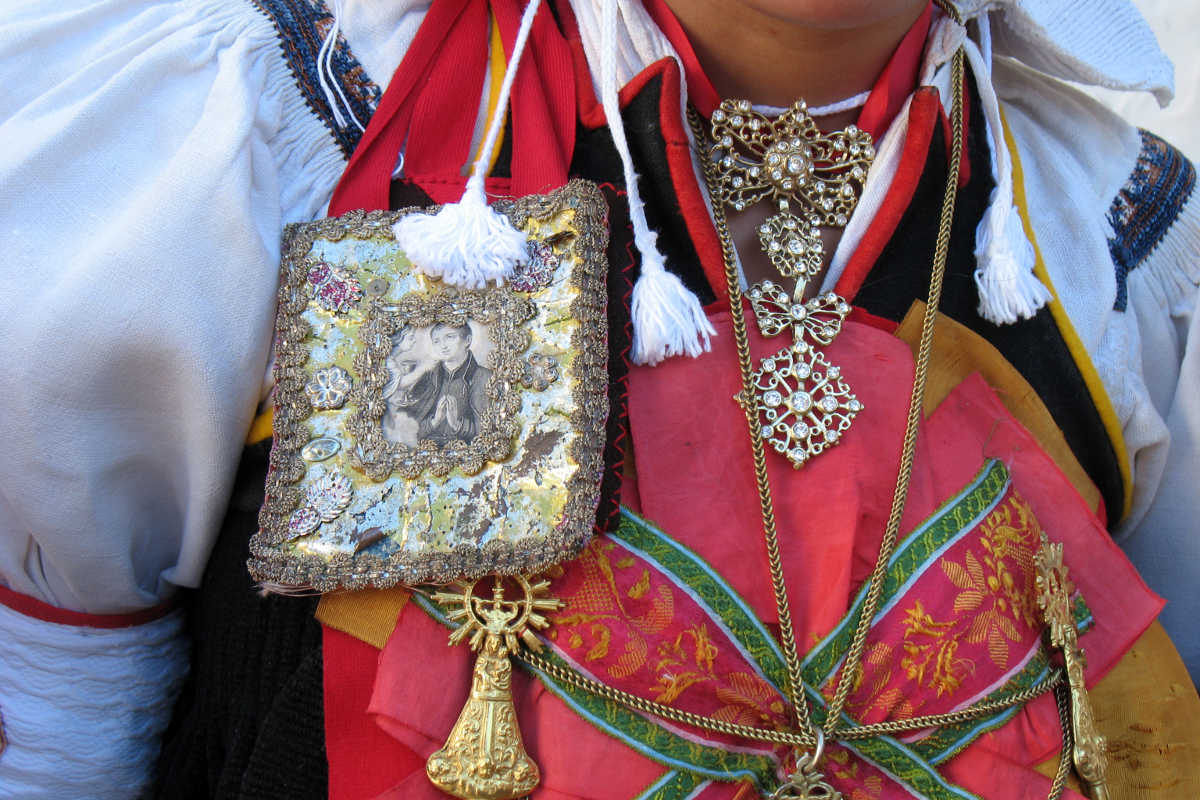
519 650 1061 746
503 3 1073 794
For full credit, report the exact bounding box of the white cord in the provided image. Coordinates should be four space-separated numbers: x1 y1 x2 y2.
753 90 872 118
391 0 542 288
317 0 366 133
464 0 542 196
960 17 1051 324
600 0 714 364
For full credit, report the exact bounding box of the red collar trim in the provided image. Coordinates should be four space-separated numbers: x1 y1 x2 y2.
640 0 931 140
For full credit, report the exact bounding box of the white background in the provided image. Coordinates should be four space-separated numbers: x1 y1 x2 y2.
1084 0 1200 160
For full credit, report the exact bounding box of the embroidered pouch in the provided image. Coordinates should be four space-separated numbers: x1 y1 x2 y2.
249 180 610 590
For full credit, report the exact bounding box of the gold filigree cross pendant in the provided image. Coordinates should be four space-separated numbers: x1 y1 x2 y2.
746 283 862 468
427 575 563 800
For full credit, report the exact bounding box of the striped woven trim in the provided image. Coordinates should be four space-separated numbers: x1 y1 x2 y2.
248 0 381 156
1108 130 1197 311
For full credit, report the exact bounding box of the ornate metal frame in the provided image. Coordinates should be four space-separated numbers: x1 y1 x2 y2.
249 180 610 590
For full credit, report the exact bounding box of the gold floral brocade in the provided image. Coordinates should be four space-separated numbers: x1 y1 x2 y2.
249 180 610 590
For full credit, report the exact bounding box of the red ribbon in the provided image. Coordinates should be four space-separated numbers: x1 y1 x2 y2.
328 0 575 215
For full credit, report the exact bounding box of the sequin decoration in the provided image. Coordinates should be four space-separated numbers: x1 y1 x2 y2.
511 241 558 292
288 505 322 537
309 261 363 313
307 471 353 521
301 437 341 462
305 366 353 410
521 353 560 391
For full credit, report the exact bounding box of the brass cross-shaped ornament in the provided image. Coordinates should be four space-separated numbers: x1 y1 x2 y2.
1035 535 1111 800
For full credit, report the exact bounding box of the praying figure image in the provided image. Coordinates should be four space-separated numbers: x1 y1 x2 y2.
421 322 493 445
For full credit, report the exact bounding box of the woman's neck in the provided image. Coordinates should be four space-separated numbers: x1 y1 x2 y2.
661 0 928 109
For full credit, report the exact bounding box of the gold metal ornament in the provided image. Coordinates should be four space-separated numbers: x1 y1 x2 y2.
745 283 862 468
1035 536 1110 800
426 575 563 800
707 98 874 280
703 99 870 468
769 738 843 800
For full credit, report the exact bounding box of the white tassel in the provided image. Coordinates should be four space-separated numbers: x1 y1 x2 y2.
392 0 544 287
394 181 528 288
599 0 713 364
960 17 1052 324
974 193 1051 323
630 241 713 364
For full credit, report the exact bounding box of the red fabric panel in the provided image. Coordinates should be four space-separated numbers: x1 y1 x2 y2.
402 0 490 195
352 308 1158 798
629 311 914 631
330 0 574 213
856 2 932 139
323 625 425 800
329 0 471 214
493 0 576 196
654 60 731 306
0 583 175 628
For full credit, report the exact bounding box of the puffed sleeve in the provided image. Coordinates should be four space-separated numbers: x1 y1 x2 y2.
998 61 1200 680
0 0 348 615
0 0 351 794
1108 132 1200 679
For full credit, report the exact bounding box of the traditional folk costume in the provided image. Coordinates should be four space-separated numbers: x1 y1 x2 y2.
0 0 1198 798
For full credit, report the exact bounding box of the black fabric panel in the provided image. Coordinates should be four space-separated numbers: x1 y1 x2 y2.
155 441 327 799
388 178 435 211
853 85 1126 523
595 183 635 533
569 74 718 306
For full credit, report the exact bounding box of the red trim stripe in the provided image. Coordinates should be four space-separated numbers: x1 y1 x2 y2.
0 583 176 629
834 87 940 302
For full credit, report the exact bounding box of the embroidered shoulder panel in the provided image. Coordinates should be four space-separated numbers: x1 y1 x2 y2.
1107 129 1196 311
248 0 382 156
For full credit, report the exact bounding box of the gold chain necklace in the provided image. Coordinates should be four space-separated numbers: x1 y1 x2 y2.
521 42 1065 800
522 10 1098 800
689 45 969 794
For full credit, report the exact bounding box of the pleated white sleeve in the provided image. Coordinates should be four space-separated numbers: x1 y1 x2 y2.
0 0 348 615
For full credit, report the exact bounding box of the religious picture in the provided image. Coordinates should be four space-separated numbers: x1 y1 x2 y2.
381 321 494 447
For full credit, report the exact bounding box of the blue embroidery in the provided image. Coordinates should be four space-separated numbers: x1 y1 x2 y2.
249 0 382 157
1107 130 1196 311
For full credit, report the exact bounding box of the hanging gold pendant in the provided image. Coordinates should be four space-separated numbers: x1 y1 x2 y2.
1035 536 1111 800
707 99 873 220
757 208 824 280
746 285 861 468
427 575 563 800
769 750 843 800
